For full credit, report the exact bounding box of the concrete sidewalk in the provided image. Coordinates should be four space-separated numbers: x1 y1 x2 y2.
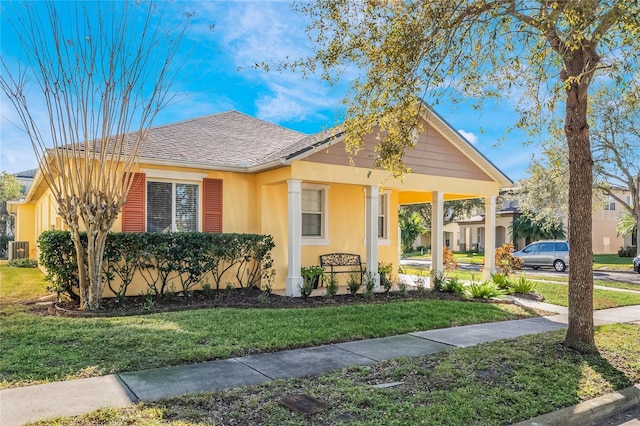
1 304 638 426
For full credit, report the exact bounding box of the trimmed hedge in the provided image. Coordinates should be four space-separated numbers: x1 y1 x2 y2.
38 231 275 302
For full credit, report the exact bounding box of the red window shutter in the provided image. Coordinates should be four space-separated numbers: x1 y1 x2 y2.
122 173 146 232
203 178 223 233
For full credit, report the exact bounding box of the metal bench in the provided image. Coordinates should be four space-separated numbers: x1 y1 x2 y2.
319 253 363 286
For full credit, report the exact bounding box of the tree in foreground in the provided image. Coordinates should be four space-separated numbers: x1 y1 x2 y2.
1 1 189 310
289 0 639 353
516 85 640 256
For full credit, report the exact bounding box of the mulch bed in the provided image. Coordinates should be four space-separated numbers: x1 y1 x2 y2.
34 287 497 318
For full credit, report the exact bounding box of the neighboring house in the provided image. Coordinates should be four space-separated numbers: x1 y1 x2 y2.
430 189 635 255
595 189 636 253
9 107 512 296
14 169 37 195
446 198 524 252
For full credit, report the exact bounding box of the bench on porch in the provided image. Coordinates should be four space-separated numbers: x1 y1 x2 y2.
319 253 364 286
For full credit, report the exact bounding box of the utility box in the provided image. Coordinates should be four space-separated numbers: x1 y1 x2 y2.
8 241 29 260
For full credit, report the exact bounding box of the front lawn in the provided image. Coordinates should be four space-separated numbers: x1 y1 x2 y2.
0 299 533 389
34 323 640 426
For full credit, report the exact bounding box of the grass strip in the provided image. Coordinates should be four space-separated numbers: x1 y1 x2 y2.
535 282 640 309
32 323 640 426
1 299 531 388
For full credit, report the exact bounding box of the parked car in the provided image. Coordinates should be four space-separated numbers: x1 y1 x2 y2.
634 255 640 273
513 240 570 272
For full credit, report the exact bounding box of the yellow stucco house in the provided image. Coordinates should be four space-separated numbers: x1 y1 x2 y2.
10 107 512 296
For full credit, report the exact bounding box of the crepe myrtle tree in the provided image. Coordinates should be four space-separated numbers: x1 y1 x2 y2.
282 0 640 353
1 1 191 310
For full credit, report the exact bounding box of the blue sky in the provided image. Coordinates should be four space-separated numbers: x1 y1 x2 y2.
0 1 536 181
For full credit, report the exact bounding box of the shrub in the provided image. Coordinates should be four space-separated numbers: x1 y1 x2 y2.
347 271 362 295
8 257 38 268
618 246 638 257
431 270 447 292
491 273 512 291
443 246 459 271
495 243 523 275
378 261 393 293
512 274 537 294
396 278 408 296
38 230 275 301
363 270 376 299
467 281 505 299
443 276 466 297
299 279 314 299
324 272 338 299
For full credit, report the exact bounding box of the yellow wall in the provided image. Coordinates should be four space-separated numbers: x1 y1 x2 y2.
17 157 500 295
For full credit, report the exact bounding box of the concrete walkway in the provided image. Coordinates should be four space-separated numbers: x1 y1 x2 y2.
1 303 639 426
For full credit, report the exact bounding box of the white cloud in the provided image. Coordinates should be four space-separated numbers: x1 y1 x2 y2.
457 129 479 145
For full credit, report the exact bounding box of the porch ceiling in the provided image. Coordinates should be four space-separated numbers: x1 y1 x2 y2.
398 191 485 205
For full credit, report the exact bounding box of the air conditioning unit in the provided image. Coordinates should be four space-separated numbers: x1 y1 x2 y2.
8 241 29 260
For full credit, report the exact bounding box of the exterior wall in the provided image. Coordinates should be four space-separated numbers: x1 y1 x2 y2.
14 203 36 258
304 121 494 182
592 193 628 254
112 163 260 234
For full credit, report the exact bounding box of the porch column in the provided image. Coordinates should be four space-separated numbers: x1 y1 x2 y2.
431 191 444 277
482 195 497 279
365 185 380 289
286 179 302 297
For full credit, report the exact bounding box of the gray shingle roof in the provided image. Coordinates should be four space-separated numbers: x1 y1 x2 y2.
14 169 38 178
138 111 309 168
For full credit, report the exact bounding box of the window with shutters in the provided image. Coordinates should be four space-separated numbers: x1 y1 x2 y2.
147 181 199 232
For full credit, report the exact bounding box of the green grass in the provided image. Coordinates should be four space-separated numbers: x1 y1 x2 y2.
0 260 49 305
0 298 533 389
527 273 640 292
593 254 635 270
535 282 640 309
404 252 637 270
34 323 640 426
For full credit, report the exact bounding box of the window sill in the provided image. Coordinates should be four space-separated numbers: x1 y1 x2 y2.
302 238 329 246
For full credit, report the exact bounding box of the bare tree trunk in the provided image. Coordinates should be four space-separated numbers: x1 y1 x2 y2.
69 228 88 309
562 56 597 354
85 227 109 311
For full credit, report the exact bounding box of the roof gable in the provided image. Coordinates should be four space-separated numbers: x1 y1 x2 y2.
302 121 494 181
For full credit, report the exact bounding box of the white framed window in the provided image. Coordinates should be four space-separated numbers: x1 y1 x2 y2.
603 196 615 211
378 192 389 240
302 184 329 245
147 181 199 232
364 190 391 246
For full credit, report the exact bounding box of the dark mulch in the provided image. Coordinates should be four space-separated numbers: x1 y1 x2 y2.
40 287 475 318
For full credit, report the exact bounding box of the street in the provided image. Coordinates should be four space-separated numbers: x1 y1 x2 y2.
400 259 640 285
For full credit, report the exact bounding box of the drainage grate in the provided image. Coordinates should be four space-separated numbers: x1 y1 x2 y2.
280 394 329 414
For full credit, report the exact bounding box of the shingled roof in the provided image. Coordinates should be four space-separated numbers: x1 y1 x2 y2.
137 111 309 168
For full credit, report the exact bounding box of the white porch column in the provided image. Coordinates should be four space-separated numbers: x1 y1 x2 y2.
431 191 444 277
482 195 497 279
365 185 380 289
286 179 302 297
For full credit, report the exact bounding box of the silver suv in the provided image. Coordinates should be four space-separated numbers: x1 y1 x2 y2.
513 240 570 272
